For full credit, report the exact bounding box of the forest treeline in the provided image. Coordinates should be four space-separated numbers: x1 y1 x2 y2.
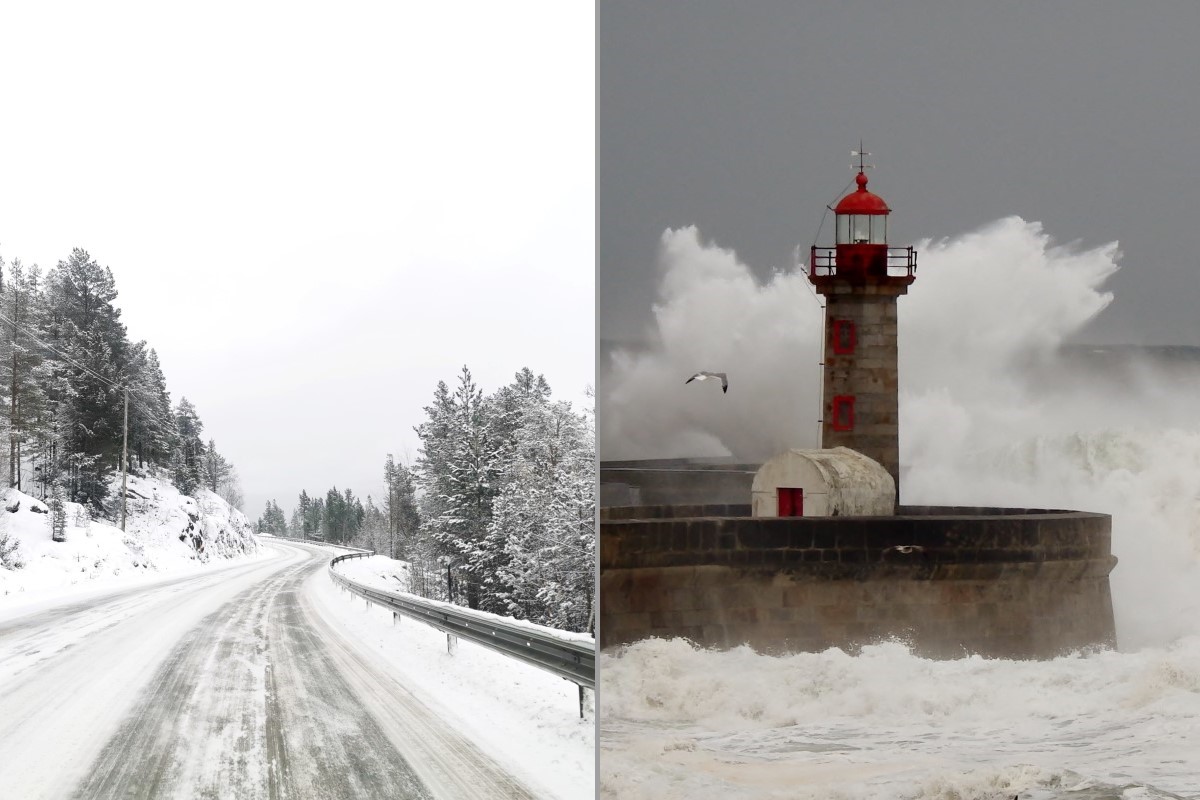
0 250 242 512
256 366 596 633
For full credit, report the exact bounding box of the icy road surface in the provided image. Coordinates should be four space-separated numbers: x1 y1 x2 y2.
0 540 537 799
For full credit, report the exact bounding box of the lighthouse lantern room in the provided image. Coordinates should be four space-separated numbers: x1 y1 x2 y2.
808 150 917 502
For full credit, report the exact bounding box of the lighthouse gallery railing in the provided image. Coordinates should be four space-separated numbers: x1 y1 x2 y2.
810 245 917 279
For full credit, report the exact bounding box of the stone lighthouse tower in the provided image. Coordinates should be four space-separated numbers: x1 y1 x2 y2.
808 153 916 500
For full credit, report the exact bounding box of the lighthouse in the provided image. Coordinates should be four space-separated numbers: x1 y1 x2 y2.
808 151 916 501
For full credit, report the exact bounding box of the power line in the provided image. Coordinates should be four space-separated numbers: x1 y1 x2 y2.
0 309 121 391
0 309 178 434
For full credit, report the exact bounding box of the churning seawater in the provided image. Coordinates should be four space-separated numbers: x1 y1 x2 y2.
599 218 1200 798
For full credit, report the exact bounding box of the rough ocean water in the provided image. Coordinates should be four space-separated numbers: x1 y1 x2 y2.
599 217 1200 799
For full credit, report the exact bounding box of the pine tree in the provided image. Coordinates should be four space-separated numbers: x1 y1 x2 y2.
296 490 314 536
201 439 232 494
383 454 420 560
288 505 304 535
307 496 325 540
490 392 596 630
323 487 343 542
124 343 175 470
356 495 389 553
39 250 130 508
1 258 50 493
415 367 501 609
172 398 205 495
256 500 287 534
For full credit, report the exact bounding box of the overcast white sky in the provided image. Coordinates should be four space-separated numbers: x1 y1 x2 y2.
0 1 595 521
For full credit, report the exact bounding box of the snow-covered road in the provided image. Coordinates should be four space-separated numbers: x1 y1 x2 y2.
0 540 538 799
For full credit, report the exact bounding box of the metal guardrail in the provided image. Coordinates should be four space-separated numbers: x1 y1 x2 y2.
259 533 368 553
264 534 596 692
328 551 596 690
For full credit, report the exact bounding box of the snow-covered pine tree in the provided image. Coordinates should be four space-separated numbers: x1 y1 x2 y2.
475 368 556 607
490 395 596 631
1 258 51 492
306 495 325 539
256 500 287 534
322 487 344 543
307 486 364 544
201 439 233 494
286 505 302 535
39 250 131 509
354 495 388 553
414 379 456 586
295 490 314 536
47 254 127 441
383 455 420 561
172 398 205 495
124 343 176 470
415 366 500 611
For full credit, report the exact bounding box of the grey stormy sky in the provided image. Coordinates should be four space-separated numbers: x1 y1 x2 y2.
599 1 1200 348
1 1 594 521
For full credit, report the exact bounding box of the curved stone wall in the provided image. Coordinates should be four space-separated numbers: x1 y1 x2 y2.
600 506 1117 659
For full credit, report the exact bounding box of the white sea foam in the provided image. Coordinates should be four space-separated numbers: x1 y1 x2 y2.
600 217 1200 796
600 635 1200 798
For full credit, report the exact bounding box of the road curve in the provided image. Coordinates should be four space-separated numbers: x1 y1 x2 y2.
0 540 538 799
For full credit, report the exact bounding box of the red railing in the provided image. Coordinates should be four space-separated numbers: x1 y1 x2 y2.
809 246 917 280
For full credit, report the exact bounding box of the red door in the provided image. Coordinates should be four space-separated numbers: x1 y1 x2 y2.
778 487 804 517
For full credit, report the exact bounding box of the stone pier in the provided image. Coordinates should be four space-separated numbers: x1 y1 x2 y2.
600 505 1117 659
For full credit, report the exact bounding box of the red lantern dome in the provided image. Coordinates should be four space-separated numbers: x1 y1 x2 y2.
833 171 890 215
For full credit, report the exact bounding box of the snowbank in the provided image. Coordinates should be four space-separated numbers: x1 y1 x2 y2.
0 472 258 599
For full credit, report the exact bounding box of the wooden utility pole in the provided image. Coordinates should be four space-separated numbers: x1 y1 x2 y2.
120 388 128 531
387 453 395 561
9 288 18 488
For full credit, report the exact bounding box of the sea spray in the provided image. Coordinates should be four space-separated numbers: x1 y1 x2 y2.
601 217 1117 461
602 225 823 461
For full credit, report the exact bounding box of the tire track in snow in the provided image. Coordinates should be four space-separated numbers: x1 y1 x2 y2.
0 546 305 800
296 564 542 799
0 555 287 686
72 551 433 799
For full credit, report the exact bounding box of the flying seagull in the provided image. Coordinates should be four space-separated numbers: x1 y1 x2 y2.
685 371 728 393
881 545 926 559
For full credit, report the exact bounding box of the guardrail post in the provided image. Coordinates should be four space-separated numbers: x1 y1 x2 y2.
578 686 587 720
393 611 400 626
446 633 458 655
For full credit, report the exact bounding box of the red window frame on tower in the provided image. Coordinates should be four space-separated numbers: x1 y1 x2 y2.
831 319 856 354
831 395 855 431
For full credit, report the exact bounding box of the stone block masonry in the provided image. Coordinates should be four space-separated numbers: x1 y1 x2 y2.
600 505 1117 659
822 290 905 491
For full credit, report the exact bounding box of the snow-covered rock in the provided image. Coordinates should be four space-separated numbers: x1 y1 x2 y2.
0 471 258 596
115 472 256 562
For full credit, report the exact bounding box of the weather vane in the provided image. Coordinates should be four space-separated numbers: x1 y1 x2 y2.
851 140 874 172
